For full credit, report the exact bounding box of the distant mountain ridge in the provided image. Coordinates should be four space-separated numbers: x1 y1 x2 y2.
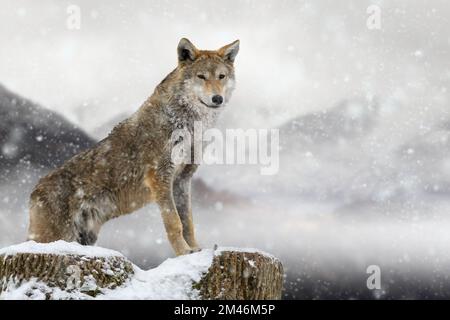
0 84 95 179
280 98 380 146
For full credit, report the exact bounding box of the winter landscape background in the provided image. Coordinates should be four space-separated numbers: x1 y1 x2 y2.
1 0 450 299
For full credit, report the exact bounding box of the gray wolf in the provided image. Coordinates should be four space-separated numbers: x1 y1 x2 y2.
28 38 239 256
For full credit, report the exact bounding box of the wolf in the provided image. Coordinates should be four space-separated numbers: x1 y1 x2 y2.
28 38 239 256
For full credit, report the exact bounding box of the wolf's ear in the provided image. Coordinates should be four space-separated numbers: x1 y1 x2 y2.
177 38 198 62
218 40 240 63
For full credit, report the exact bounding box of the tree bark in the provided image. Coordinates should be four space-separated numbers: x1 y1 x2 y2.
196 250 284 300
0 253 134 297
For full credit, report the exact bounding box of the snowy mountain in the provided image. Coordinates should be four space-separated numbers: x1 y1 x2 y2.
0 84 95 180
272 97 450 213
255 98 383 201
280 98 380 146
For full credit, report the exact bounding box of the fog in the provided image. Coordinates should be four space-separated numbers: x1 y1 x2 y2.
1 0 450 299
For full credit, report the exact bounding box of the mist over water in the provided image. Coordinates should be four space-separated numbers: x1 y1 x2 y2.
1 0 450 299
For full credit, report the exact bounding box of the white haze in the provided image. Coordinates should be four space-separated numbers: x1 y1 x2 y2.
1 0 450 298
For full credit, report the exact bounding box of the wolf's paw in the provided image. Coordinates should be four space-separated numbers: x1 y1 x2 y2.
176 246 201 256
189 247 202 253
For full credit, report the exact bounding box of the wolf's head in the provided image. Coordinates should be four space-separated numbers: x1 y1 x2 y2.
175 38 239 109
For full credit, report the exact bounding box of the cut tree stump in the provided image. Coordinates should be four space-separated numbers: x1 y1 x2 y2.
0 252 134 297
197 250 284 300
0 244 283 300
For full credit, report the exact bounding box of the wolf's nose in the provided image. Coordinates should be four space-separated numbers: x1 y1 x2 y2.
212 95 223 105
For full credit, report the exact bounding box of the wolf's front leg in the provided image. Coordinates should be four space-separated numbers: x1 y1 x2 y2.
157 192 193 256
174 167 199 250
148 170 193 256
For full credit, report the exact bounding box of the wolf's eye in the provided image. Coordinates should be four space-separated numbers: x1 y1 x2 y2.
197 74 206 80
219 74 226 79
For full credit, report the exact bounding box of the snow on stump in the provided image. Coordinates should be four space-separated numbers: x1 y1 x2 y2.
0 241 134 298
197 249 284 300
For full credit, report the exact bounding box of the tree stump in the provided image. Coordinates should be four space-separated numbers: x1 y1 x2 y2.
196 250 284 300
0 251 134 297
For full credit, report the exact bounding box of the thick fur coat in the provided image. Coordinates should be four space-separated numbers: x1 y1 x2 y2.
28 38 239 256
